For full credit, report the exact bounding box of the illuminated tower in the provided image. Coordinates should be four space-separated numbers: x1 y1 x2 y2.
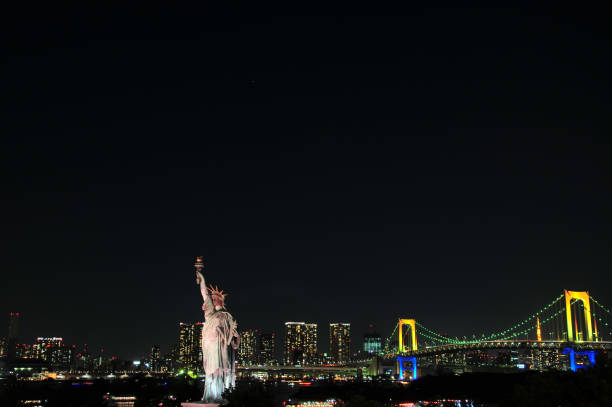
284 322 318 366
284 322 304 365
329 323 351 363
304 323 318 365
238 329 258 365
564 290 593 342
179 322 203 372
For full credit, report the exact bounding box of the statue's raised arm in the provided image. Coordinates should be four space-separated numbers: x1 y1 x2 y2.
194 257 213 314
196 270 208 302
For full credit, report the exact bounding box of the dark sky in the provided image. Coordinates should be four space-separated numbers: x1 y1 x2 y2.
2 4 611 360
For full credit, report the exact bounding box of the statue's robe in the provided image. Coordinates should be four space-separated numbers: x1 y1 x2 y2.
201 296 239 403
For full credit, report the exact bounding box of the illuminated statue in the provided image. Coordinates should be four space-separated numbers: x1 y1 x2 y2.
195 258 240 404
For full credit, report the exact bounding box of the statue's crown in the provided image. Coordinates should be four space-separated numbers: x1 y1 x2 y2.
207 284 227 299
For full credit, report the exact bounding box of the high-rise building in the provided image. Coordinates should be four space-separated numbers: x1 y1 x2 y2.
305 324 317 364
284 322 318 365
71 343 94 372
238 329 258 365
8 312 19 338
0 337 6 358
329 323 351 363
259 333 276 365
33 337 62 360
151 345 161 372
179 322 203 371
7 312 20 362
363 325 382 355
15 343 33 359
163 343 180 373
33 337 70 370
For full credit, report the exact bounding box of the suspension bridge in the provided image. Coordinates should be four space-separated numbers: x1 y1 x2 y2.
381 290 612 380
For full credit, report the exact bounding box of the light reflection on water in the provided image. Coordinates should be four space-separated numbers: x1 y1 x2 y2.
111 396 136 407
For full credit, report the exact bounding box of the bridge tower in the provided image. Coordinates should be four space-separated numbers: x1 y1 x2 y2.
398 319 417 352
564 290 593 342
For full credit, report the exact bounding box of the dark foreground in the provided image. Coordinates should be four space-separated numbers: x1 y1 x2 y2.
2 358 612 407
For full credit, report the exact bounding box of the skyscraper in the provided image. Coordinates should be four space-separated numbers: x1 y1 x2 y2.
259 333 276 365
179 322 203 371
284 322 318 365
33 337 70 370
7 312 19 362
305 323 317 364
238 329 258 366
329 323 351 363
151 345 161 372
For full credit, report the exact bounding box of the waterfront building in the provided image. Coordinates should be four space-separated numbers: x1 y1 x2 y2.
33 337 63 360
363 327 382 355
329 323 351 363
284 322 318 365
238 329 258 365
151 345 161 372
33 337 71 370
179 322 203 372
15 343 34 359
259 333 276 365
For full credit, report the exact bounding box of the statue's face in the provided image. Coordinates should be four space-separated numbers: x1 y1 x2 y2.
212 294 224 310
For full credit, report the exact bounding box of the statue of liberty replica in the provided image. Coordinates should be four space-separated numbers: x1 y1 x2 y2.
194 257 240 404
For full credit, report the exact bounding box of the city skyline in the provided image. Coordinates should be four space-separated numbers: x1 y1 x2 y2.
2 309 379 362
3 284 612 361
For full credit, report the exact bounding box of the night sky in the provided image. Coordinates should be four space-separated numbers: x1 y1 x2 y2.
2 4 611 360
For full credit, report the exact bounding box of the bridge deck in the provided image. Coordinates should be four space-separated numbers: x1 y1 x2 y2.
398 340 612 357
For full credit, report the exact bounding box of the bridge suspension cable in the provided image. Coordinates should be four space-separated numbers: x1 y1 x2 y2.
382 321 399 354
590 295 612 341
414 294 566 346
